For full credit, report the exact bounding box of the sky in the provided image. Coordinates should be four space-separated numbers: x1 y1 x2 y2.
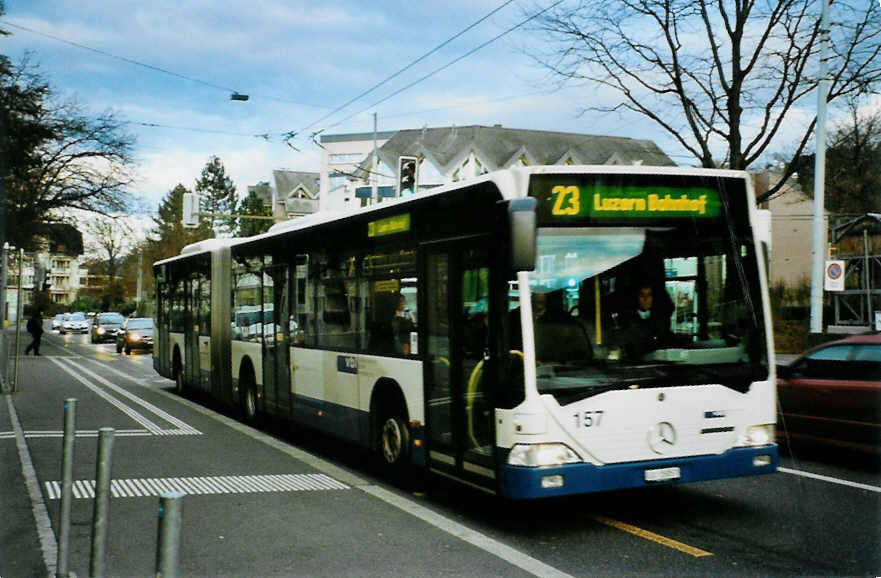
2 0 872 222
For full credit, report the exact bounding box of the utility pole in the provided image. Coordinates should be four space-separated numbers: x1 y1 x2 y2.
1 242 9 328
136 251 143 312
372 112 378 206
810 0 830 334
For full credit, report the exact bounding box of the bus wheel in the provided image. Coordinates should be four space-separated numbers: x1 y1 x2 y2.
174 366 184 394
243 387 257 421
379 415 410 466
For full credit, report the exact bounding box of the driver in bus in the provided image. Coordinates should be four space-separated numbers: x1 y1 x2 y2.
618 283 671 359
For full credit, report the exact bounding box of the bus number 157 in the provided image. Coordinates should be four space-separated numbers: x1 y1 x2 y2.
574 410 604 428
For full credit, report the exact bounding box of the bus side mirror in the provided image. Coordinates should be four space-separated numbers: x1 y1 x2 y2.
508 198 537 272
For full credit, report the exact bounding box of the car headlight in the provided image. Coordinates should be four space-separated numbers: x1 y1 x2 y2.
507 443 581 467
97 327 105 334
127 332 141 342
739 424 775 446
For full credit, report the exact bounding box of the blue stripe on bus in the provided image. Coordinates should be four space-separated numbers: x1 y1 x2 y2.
496 445 779 500
287 394 426 467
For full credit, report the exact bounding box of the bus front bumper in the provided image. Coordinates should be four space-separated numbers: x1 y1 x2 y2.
497 445 778 499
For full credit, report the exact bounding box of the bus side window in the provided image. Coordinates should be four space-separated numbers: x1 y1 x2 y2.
315 253 359 350
292 254 311 346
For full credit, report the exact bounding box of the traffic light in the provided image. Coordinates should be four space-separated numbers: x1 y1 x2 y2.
398 156 418 196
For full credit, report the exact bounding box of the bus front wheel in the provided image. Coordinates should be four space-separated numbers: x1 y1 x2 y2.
379 415 410 466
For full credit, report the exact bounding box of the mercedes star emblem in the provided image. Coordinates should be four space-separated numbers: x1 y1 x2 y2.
648 421 677 454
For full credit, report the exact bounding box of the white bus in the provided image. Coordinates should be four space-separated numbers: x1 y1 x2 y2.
153 165 778 499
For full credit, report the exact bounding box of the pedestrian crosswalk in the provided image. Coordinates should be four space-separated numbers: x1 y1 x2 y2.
0 428 197 439
44 473 351 499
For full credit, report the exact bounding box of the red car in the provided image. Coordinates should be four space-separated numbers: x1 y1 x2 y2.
776 333 881 454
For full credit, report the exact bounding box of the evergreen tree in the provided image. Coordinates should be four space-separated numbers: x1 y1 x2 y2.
195 156 238 237
150 184 212 261
237 189 273 237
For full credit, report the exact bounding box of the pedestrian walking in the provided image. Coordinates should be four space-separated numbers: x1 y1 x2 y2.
24 309 44 356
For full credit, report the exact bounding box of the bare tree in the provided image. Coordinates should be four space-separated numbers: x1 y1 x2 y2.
0 54 135 249
85 215 133 303
530 0 880 201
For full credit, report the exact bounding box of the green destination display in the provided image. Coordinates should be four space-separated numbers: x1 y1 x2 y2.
532 181 721 222
367 213 411 237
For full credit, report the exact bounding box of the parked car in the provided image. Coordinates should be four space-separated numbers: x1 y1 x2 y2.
52 314 65 331
777 333 881 454
90 312 125 343
61 312 89 334
116 317 154 354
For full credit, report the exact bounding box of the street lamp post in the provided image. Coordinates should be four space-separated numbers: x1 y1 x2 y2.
13 248 24 392
1 242 9 328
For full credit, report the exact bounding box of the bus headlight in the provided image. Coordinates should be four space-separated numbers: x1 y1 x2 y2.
740 424 774 446
507 443 581 467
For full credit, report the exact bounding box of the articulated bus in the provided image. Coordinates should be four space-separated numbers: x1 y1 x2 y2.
153 165 778 499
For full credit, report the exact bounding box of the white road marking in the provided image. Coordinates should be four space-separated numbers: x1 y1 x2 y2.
779 466 881 493
49 357 200 436
159 389 573 578
0 429 151 439
362 484 575 578
6 396 58 576
44 474 349 499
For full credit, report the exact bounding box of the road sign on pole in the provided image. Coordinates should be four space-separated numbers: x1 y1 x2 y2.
824 260 845 292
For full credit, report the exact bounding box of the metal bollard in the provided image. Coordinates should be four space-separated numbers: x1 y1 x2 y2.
155 491 185 577
90 427 115 578
56 398 77 578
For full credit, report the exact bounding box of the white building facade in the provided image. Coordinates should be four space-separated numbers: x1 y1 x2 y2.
342 125 675 208
319 130 396 213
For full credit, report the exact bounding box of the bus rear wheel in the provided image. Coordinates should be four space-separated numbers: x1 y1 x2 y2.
174 366 184 394
243 387 257 421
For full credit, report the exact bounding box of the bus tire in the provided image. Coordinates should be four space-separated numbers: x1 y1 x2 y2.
378 413 410 466
173 357 184 394
240 366 258 422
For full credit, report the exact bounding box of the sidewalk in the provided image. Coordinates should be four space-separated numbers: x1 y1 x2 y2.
1 357 54 577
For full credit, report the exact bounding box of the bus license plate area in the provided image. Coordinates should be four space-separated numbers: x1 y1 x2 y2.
644 467 681 482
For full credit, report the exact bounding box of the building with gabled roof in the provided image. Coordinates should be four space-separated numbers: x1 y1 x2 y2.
272 170 320 218
323 124 673 211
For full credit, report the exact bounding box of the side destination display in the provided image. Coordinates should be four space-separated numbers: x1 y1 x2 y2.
367 213 411 238
529 175 723 225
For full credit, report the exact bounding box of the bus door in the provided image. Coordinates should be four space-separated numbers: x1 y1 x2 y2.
157 280 170 375
184 277 200 388
262 265 291 416
423 241 496 491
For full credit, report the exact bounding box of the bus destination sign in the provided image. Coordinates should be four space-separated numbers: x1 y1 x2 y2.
531 180 721 223
367 213 411 238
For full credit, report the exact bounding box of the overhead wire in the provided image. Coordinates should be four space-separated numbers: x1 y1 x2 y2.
298 0 517 134
2 20 329 108
321 0 565 132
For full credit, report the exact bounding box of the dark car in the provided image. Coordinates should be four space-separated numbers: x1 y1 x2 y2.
116 317 154 355
777 333 881 454
90 312 125 343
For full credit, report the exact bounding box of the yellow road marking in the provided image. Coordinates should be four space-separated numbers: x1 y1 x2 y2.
590 514 713 558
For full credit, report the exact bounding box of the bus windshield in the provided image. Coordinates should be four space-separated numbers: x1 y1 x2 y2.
520 226 767 403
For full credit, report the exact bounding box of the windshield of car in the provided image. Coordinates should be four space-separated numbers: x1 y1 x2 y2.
99 313 125 324
126 318 153 330
70 313 86 321
510 226 767 403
